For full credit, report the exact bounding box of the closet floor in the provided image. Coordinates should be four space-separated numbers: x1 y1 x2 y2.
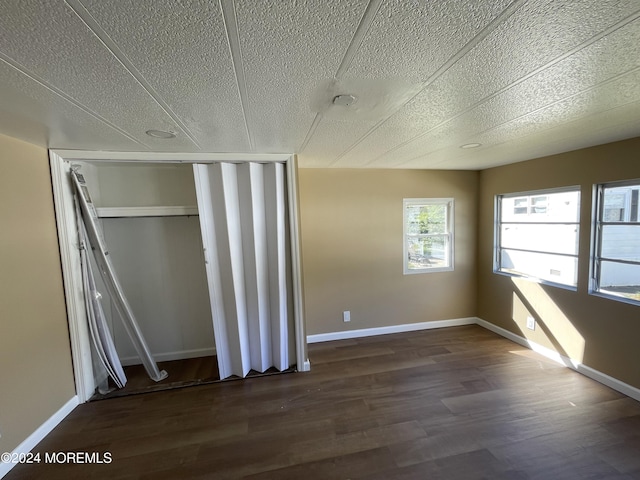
90 356 295 400
91 355 220 400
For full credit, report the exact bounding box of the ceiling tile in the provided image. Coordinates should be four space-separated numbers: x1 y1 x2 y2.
477 71 640 149
298 118 379 168
234 0 366 152
0 0 639 167
367 18 640 167
80 0 250 152
334 0 640 167
442 100 640 170
344 0 514 81
0 0 195 150
400 70 640 169
0 61 145 150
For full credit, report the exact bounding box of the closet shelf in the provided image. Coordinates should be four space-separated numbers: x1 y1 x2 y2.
96 206 199 218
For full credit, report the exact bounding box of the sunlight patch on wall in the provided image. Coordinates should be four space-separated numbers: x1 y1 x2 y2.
511 277 585 363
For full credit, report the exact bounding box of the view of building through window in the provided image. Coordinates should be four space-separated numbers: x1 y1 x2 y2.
495 188 580 287
593 181 640 304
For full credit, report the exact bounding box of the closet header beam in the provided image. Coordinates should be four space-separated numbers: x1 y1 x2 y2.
51 150 291 163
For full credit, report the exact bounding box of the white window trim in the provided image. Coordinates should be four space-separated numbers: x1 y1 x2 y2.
589 179 640 307
403 198 454 275
494 186 581 290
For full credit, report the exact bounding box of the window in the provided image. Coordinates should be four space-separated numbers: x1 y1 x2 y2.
591 179 640 306
403 198 454 274
512 195 548 215
495 187 581 288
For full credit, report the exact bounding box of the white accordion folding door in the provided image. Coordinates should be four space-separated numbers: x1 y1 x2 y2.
193 162 295 379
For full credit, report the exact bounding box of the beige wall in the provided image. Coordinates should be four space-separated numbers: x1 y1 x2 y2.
0 134 75 453
299 169 478 335
478 137 640 389
2 132 638 452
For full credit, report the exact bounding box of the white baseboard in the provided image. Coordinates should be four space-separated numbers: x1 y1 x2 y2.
0 396 78 479
306 317 477 343
474 318 574 366
120 347 216 366
475 317 640 403
306 317 640 403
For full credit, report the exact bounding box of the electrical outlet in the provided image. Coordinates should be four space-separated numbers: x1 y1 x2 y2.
526 316 536 331
343 311 351 322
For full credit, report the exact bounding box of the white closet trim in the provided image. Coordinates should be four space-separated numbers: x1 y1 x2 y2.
51 150 291 162
49 149 309 402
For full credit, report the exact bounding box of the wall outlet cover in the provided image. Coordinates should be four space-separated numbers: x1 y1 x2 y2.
526 316 536 330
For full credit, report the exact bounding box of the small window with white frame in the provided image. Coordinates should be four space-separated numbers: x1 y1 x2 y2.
590 179 640 306
495 187 581 288
403 198 454 274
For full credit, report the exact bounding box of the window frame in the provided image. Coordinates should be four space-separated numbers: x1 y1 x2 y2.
589 179 640 307
494 186 581 290
403 198 454 275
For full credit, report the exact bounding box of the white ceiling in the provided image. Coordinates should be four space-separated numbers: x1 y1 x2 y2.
1 0 639 169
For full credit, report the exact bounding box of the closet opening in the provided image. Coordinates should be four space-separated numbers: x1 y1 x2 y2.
50 151 309 403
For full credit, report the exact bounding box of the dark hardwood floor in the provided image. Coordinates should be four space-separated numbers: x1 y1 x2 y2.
6 325 640 479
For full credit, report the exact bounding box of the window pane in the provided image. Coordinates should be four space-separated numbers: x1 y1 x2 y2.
407 235 448 270
406 204 446 235
500 249 578 286
531 196 548 214
501 190 580 223
599 261 640 301
603 185 640 222
500 223 578 255
513 197 528 214
601 225 640 261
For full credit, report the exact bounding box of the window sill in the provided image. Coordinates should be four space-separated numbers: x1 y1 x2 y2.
404 266 454 275
493 269 578 292
588 290 640 307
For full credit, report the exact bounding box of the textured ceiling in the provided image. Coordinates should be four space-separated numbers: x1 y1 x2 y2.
1 0 639 169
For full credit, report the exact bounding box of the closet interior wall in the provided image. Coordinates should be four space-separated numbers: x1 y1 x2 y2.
75 161 214 368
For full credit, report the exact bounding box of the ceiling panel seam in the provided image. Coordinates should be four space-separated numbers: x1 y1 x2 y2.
0 52 150 148
405 95 640 170
220 0 255 151
460 65 640 149
398 93 640 169
327 0 527 166
483 98 640 153
298 113 322 153
335 0 385 80
364 8 640 167
298 0 383 153
65 0 202 150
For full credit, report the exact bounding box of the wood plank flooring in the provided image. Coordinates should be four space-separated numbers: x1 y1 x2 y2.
92 356 289 400
92 356 221 399
6 325 640 479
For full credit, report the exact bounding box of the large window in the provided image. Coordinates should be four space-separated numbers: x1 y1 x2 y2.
591 180 640 305
403 198 454 274
495 187 580 288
